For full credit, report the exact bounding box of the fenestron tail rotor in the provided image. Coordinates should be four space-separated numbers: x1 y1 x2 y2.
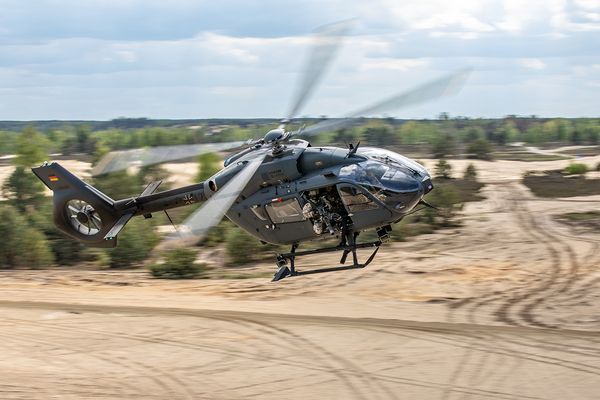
66 199 103 236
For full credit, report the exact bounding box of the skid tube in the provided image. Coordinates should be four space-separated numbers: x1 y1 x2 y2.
271 229 389 282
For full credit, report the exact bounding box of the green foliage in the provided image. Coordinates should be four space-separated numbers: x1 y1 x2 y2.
197 152 222 181
94 171 142 200
596 162 600 172
466 138 493 160
24 201 88 265
463 163 478 180
431 134 455 158
0 131 18 154
584 125 599 144
333 127 360 145
138 165 172 192
225 226 264 265
462 126 484 143
0 205 54 268
2 166 46 211
564 163 589 176
61 125 97 154
202 219 234 246
492 121 520 144
523 171 600 198
434 159 453 179
362 125 396 146
149 248 204 279
423 184 462 227
14 126 48 167
108 218 158 268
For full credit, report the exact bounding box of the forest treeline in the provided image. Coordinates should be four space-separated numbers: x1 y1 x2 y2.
0 116 598 272
0 116 599 160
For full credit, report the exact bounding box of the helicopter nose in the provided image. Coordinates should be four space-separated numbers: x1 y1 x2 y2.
380 171 425 212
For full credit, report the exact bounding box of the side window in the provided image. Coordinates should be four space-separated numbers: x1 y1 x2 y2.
338 186 377 212
265 198 305 224
250 205 268 221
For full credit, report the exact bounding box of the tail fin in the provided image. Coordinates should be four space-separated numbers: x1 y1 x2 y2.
32 162 132 248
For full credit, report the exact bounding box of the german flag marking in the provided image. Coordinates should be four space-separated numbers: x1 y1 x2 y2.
48 175 59 182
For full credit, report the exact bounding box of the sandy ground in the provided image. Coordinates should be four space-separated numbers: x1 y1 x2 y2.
0 151 599 399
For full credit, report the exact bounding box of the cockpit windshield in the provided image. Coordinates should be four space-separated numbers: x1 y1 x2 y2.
358 147 428 177
338 161 420 193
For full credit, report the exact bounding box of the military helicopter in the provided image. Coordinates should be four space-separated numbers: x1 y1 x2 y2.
32 22 469 281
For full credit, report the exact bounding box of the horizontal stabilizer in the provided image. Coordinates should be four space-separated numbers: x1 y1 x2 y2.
140 180 162 197
104 212 134 240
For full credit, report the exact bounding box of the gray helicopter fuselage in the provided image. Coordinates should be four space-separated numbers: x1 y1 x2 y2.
204 139 432 245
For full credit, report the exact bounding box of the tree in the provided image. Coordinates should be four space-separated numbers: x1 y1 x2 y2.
363 125 396 146
0 205 53 268
149 248 204 279
2 167 46 211
466 138 493 160
463 163 478 181
423 184 461 227
3 127 48 211
492 121 520 145
333 128 360 146
431 134 455 158
26 202 88 266
14 126 48 167
94 171 142 200
434 159 453 180
225 226 264 265
197 152 222 181
138 165 172 192
564 163 588 176
462 126 484 143
62 124 96 154
108 218 158 267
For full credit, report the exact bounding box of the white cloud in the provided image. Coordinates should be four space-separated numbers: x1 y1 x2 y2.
360 58 430 71
0 1 599 119
518 58 547 70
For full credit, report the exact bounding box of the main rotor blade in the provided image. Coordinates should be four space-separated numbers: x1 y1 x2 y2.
285 20 353 122
91 141 245 176
166 151 268 246
299 68 471 136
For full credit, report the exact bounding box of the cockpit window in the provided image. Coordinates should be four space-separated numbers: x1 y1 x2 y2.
338 186 378 212
358 147 428 176
339 161 420 193
265 198 305 224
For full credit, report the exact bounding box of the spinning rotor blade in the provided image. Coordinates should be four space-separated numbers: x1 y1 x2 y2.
166 151 268 247
91 141 245 176
285 20 353 123
298 68 471 136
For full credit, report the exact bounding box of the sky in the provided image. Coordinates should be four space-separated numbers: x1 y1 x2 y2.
0 0 599 120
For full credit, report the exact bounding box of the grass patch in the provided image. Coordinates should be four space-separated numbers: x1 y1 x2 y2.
555 211 600 232
523 171 600 198
449 179 486 203
492 151 570 162
558 146 600 157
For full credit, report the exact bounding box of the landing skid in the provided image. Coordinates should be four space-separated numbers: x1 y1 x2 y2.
272 228 389 282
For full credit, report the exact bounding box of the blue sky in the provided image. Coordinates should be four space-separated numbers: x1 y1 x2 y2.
0 0 599 120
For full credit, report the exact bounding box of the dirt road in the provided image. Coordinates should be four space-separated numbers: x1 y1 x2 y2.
1 156 600 399
1 300 600 400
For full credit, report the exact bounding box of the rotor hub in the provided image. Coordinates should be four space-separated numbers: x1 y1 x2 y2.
264 128 285 143
76 211 89 224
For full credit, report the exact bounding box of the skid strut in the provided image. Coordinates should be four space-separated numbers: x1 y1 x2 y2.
272 230 386 282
